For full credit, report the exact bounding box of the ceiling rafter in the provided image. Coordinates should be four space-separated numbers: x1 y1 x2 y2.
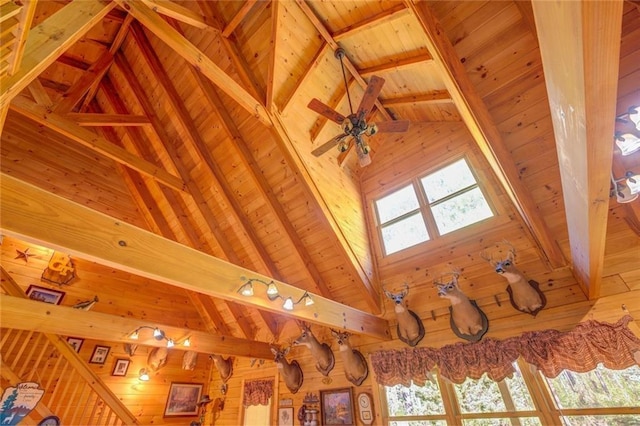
382 90 453 107
115 0 271 126
280 41 329 113
188 292 234 336
0 0 116 109
140 0 218 32
531 0 624 298
167 18 335 301
27 79 52 106
0 172 391 339
65 113 151 126
222 0 260 38
9 96 187 193
358 53 433 77
129 21 282 339
332 3 410 41
266 0 279 111
112 54 270 340
406 0 566 269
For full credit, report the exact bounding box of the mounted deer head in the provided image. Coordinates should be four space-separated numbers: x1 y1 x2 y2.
209 354 233 383
271 346 304 394
182 350 197 370
434 271 488 342
480 241 546 316
293 322 335 376
330 330 368 386
382 283 425 347
147 347 168 371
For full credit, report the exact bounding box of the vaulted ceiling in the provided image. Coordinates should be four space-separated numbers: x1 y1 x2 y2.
1 0 639 356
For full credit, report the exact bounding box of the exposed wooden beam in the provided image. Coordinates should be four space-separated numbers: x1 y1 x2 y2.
407 0 567 269
0 0 116 109
281 41 329 112
9 96 187 193
382 90 453 107
358 53 433 77
27 79 52 106
115 0 271 126
332 3 409 41
141 0 218 31
0 173 391 340
266 0 278 111
188 292 233 336
222 0 259 38
531 0 624 298
0 295 275 359
65 113 151 126
7 0 38 76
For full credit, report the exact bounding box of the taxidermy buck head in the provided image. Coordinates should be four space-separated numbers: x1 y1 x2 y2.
434 271 488 342
147 347 168 371
271 346 304 394
480 241 546 316
209 354 233 383
330 329 369 386
382 283 425 347
293 322 335 376
182 351 198 370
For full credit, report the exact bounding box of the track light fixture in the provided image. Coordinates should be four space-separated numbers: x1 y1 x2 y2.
238 277 314 311
615 105 640 156
129 326 191 348
139 368 150 381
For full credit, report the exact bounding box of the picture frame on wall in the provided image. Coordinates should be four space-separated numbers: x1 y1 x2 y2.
66 337 84 353
89 345 110 364
278 407 294 426
26 285 65 305
111 359 130 376
164 382 203 417
320 387 356 426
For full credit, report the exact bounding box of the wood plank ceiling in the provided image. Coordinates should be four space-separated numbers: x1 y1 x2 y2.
1 0 639 355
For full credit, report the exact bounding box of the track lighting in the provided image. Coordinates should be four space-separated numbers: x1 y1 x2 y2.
129 326 191 348
139 368 150 381
238 277 315 311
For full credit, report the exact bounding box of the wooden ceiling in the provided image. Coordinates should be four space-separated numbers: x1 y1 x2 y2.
1 0 639 357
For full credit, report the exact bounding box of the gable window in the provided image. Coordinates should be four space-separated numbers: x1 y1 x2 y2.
374 158 494 256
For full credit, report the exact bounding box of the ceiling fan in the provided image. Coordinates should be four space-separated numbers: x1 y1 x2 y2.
307 48 410 167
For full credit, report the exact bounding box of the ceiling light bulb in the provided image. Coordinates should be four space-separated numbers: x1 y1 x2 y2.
153 328 164 339
183 337 191 347
240 283 254 297
130 330 139 340
304 293 314 306
282 297 294 311
166 339 175 348
615 132 640 156
139 368 150 381
627 174 640 194
628 106 639 130
266 281 279 296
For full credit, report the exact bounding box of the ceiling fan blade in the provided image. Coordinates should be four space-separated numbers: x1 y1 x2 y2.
311 133 351 157
356 75 385 118
374 120 410 133
307 99 346 124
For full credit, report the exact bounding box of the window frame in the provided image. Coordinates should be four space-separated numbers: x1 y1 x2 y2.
371 154 499 259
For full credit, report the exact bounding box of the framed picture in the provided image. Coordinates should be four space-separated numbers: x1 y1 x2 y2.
89 345 110 364
164 382 203 417
67 337 84 353
112 359 130 376
321 387 355 426
278 407 294 426
26 285 65 305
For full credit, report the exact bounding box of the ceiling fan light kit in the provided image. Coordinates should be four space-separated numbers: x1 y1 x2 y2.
307 48 409 166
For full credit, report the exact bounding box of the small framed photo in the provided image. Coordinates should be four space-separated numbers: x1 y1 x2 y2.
321 387 355 426
67 337 84 353
278 407 294 426
112 358 130 376
26 285 65 305
164 382 203 417
89 345 110 364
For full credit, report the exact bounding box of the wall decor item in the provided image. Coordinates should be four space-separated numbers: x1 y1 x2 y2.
330 330 368 386
14 247 35 263
278 407 294 426
148 347 169 371
382 283 425 347
112 359 130 376
89 345 110 364
271 346 303 394
0 382 45 425
164 382 203 417
41 252 76 285
292 322 335 376
320 388 355 426
67 337 84 353
357 392 374 425
25 285 65 305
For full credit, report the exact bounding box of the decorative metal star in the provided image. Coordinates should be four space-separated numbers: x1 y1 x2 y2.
15 247 35 263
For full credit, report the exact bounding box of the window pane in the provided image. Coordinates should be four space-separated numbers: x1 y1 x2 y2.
385 382 446 416
375 185 420 224
505 364 535 411
463 419 541 426
544 364 640 409
381 213 429 254
561 415 640 426
453 374 507 413
421 159 477 203
431 188 493 235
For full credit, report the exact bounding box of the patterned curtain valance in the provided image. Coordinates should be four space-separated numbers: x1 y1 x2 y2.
371 316 640 385
243 379 274 406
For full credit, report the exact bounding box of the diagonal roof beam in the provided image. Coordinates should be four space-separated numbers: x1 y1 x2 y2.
332 2 410 41
0 173 391 340
407 0 566 269
0 0 116 109
115 0 271 126
141 0 219 31
222 0 259 38
531 0 624 298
